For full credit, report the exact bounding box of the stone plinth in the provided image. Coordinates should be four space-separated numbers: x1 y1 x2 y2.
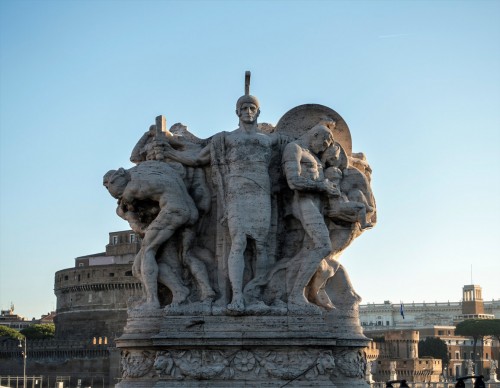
116 308 370 387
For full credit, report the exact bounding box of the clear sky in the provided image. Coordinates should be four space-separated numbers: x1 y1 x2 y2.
1 0 499 319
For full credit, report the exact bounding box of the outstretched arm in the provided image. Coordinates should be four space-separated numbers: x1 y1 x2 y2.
163 143 211 166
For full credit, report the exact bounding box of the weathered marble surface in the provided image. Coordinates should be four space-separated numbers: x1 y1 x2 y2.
105 72 376 386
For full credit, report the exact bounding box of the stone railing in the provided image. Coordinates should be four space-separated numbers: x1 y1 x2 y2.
0 338 110 359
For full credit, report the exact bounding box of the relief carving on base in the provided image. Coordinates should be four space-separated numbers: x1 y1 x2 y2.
121 350 155 378
152 349 337 382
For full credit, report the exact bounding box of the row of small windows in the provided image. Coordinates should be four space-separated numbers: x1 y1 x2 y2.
92 336 108 345
59 270 133 282
362 321 391 326
453 351 489 360
111 233 138 245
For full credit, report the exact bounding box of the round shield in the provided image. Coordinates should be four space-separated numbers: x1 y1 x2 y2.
274 104 352 155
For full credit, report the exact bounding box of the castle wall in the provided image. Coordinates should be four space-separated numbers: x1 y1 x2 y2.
54 264 141 340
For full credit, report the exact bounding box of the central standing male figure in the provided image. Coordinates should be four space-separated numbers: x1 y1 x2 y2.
164 84 275 313
220 94 274 312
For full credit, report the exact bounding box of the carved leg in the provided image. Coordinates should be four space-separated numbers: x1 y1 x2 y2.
157 262 189 305
289 211 331 309
227 233 247 313
140 223 179 310
185 254 216 300
307 259 337 310
141 246 160 309
180 227 215 301
254 240 270 278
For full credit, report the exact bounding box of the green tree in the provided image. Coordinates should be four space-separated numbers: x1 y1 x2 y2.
418 337 450 365
20 323 55 339
455 319 500 374
0 325 25 341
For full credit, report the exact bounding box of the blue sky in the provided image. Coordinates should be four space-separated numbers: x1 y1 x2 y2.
1 0 499 319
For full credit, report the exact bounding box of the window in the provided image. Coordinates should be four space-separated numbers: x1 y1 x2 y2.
109 273 115 277
386 321 390 326
112 236 118 245
130 233 136 243
125 271 133 276
64 275 68 280
438 330 444 335
79 263 84 267
464 353 467 359
455 351 459 359
486 353 489 359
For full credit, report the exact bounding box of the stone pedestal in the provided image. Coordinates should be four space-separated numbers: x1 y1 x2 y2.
116 307 370 387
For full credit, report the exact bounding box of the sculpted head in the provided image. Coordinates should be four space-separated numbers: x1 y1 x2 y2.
103 168 131 199
306 124 334 154
236 95 260 124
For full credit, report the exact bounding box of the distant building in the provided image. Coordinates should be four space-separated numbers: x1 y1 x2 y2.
361 284 500 381
0 304 55 331
359 285 499 330
364 329 442 383
54 230 142 341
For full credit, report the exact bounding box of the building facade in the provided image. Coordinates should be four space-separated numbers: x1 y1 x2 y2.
361 284 500 381
54 230 142 341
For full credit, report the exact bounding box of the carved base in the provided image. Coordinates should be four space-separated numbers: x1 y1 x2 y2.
116 311 370 387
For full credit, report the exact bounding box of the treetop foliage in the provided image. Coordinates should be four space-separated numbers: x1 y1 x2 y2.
0 325 25 341
20 323 55 339
455 319 500 339
418 337 450 365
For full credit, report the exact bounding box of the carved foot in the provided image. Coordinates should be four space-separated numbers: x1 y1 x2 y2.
245 300 272 315
165 299 213 315
171 286 190 305
312 290 336 311
287 300 323 315
227 296 245 315
200 288 216 301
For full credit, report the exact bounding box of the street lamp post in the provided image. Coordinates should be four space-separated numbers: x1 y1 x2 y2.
18 338 26 387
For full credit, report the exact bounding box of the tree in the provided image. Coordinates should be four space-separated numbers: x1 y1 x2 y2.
20 323 55 339
418 337 450 366
0 325 24 341
455 319 500 375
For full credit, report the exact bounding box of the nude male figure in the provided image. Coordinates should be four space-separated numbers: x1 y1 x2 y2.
282 124 339 311
103 161 214 309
